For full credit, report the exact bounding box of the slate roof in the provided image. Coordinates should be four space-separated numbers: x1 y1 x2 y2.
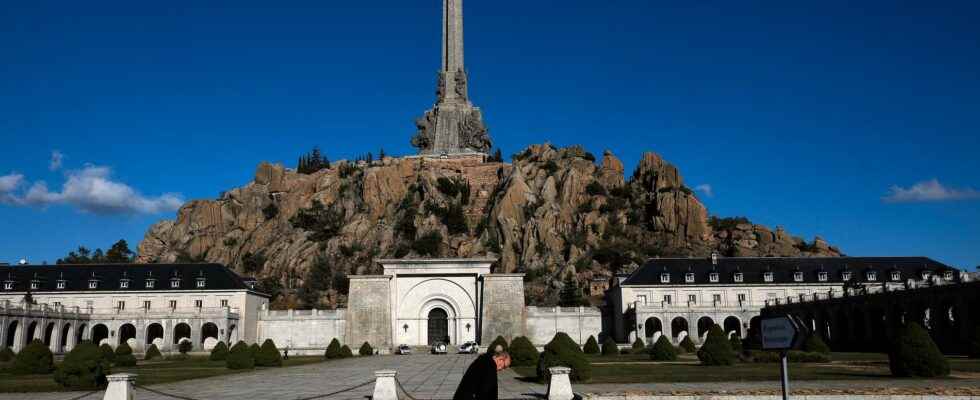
621 257 957 286
1 263 260 293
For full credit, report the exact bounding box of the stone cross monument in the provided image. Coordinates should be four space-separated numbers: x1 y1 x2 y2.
411 0 492 156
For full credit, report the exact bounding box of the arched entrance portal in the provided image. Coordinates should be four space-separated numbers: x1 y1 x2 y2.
4 321 18 348
427 308 449 345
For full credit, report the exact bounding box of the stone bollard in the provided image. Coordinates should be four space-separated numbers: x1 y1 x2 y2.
103 373 136 400
372 370 398 400
547 367 574 400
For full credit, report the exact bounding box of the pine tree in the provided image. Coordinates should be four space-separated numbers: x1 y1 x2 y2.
583 336 600 354
105 240 134 263
559 274 586 307
325 338 342 359
650 335 678 361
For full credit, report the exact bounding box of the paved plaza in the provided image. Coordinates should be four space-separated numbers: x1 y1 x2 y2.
5 354 980 400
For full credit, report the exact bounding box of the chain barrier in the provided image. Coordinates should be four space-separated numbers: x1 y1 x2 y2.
62 390 100 400
291 379 375 400
394 376 419 400
134 384 205 400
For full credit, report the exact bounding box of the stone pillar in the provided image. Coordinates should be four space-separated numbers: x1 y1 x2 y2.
547 367 574 400
191 321 202 351
103 373 136 400
480 274 526 344
346 276 393 351
49 322 61 354
372 370 398 400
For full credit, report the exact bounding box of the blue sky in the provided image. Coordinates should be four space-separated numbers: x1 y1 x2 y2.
1 1 978 269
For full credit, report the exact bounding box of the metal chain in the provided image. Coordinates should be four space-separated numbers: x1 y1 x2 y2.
394 377 419 400
291 379 375 400
134 384 205 400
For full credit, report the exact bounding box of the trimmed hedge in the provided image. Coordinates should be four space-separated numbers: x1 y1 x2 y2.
144 344 162 361
249 343 261 358
113 342 137 367
359 342 374 356
13 339 54 375
697 325 735 366
0 347 14 362
747 351 830 363
99 344 116 364
226 341 254 370
339 345 354 358
583 336 600 355
53 342 110 389
489 336 509 353
600 337 618 357
210 341 229 361
650 335 677 361
803 334 831 355
537 332 591 383
969 327 980 359
256 339 282 367
888 322 949 377
729 335 743 353
632 337 646 353
509 336 539 367
679 336 697 353
325 338 343 359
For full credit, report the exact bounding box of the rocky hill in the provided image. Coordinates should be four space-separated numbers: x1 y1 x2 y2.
137 144 841 308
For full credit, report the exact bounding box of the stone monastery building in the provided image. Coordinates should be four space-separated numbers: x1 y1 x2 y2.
0 256 965 355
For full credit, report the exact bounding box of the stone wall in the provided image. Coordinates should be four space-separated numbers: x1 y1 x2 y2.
480 274 526 343
525 306 604 346
345 276 393 352
257 309 346 356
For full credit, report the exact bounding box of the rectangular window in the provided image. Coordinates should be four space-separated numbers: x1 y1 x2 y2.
143 301 151 310
146 280 155 289
660 274 670 283
734 273 744 283
88 281 98 289
688 294 696 304
891 271 901 281
57 281 66 289
663 295 672 305
169 300 177 309
764 272 774 282
866 272 877 281
793 272 803 282
636 295 647 305
685 273 695 283
86 300 94 308
818 272 828 282
196 280 206 288
30 281 39 290
194 300 203 308
709 273 719 283
53 301 61 307
767 293 778 301
120 281 129 289
117 301 125 310
842 271 852 281
220 299 229 308
712 294 721 303
737 293 747 302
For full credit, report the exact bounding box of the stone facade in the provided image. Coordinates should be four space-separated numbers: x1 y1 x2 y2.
345 275 392 351
256 308 345 355
480 274 525 343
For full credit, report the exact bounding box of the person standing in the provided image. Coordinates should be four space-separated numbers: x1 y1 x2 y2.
453 348 512 400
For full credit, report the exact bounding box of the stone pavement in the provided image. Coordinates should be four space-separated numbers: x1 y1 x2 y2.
4 354 980 400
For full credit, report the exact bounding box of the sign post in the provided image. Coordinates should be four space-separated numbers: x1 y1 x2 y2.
761 316 802 400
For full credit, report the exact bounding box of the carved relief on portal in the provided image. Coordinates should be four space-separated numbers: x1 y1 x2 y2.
459 110 491 153
454 68 468 101
411 109 437 151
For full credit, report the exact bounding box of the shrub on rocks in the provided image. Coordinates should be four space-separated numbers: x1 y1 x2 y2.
12 339 54 375
53 342 110 389
325 338 343 359
968 327 980 359
697 325 735 366
582 336 600 355
679 336 697 353
256 339 282 367
803 334 831 355
537 332 591 383
888 322 949 377
600 337 618 357
729 335 743 353
489 336 509 353
632 337 646 353
99 344 116 364
509 336 539 367
339 345 354 358
0 347 14 362
226 341 254 370
359 342 374 356
144 344 162 361
650 335 677 361
210 341 229 361
113 342 137 367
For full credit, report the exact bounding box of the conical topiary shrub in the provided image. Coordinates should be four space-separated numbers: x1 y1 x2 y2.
144 344 162 361
536 332 590 383
888 322 949 377
583 336 600 355
209 341 229 361
99 343 116 364
968 327 980 359
248 343 260 358
697 325 735 366
226 341 254 370
632 337 646 353
0 347 14 362
12 339 54 375
679 335 697 353
54 342 110 389
325 338 342 359
339 345 353 358
650 335 677 361
489 336 509 353
803 334 830 355
600 337 618 357
729 335 743 353
509 336 539 367
255 339 282 367
113 342 137 367
359 342 374 356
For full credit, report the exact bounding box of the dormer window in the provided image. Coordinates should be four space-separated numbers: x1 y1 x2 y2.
170 280 181 289
921 271 931 280
3 282 13 290
88 280 98 289
30 280 40 290
866 271 877 281
891 271 901 281
685 273 695 283
764 272 774 282
734 272 744 283
146 279 156 289
120 280 130 289
196 279 206 288
943 270 954 281
709 272 719 283
793 272 804 282
817 271 828 282
57 280 66 290
660 273 670 283
841 271 852 281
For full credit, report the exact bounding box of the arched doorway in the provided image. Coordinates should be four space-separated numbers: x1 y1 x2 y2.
146 323 164 348
173 323 191 345
76 324 87 345
119 324 137 348
724 316 741 338
4 321 17 348
201 323 218 344
427 308 449 345
671 317 689 340
92 324 110 346
644 317 663 342
43 323 56 347
60 323 72 352
227 324 237 343
26 321 39 343
697 316 715 340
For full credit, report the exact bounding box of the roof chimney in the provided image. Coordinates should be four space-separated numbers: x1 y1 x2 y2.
17 259 28 265
711 252 719 266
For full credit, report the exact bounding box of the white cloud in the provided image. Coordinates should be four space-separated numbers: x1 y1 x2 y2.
883 179 980 203
0 165 183 215
0 173 25 204
695 184 714 198
49 150 64 171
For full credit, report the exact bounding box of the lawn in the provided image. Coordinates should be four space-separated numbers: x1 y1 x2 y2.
0 355 326 393
513 353 980 384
